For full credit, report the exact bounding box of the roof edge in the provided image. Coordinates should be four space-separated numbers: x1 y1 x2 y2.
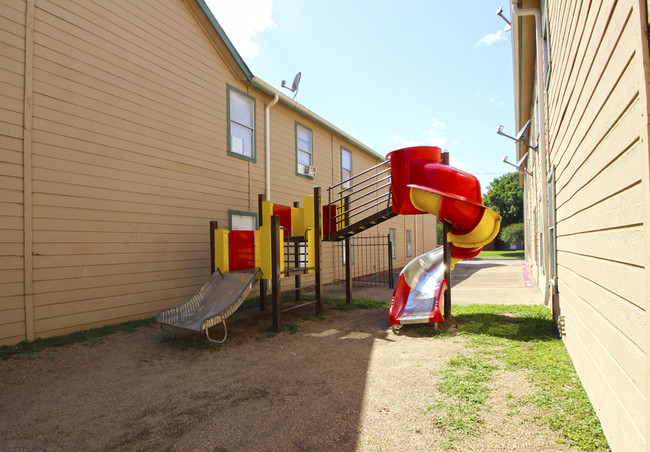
252 77 386 163
190 0 254 82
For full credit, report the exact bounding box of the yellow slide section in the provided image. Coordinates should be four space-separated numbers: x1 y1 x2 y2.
409 186 501 250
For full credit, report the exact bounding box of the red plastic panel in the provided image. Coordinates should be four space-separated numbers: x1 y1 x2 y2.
450 244 482 260
228 230 256 271
273 204 292 235
322 204 337 236
429 279 446 323
388 273 410 325
387 146 443 215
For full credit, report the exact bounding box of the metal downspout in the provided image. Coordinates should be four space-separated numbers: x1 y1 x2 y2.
511 2 551 306
265 93 279 200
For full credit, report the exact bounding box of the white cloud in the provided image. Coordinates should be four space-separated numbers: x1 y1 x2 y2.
450 157 466 171
393 117 450 150
431 118 446 129
205 0 276 60
474 29 507 48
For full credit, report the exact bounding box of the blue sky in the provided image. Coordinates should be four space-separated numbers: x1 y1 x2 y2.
205 0 517 193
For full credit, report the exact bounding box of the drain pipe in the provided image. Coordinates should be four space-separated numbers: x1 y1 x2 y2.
511 2 550 304
265 93 279 200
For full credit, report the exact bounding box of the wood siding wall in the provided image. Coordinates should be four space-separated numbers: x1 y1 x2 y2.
544 0 648 448
0 0 437 345
1 0 27 345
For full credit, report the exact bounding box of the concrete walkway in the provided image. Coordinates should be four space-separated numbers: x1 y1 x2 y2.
323 259 544 306
451 259 543 306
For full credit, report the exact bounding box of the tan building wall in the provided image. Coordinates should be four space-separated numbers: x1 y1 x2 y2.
1 0 27 346
515 1 650 449
0 0 437 345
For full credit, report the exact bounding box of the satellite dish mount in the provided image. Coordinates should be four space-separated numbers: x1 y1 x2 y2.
281 72 301 99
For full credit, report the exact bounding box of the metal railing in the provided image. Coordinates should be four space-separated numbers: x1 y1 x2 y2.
333 233 396 288
327 160 392 233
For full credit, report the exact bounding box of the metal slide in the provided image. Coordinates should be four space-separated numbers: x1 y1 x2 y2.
156 268 260 343
389 247 447 331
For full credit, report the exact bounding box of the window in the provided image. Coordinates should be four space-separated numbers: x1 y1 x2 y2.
538 197 544 274
229 210 257 230
548 168 556 280
406 229 412 257
296 122 313 178
341 147 352 190
389 228 397 260
228 85 255 161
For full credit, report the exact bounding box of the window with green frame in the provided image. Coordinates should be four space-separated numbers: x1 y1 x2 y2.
341 147 352 190
406 229 412 257
296 122 313 178
389 228 397 260
227 85 256 162
228 210 257 231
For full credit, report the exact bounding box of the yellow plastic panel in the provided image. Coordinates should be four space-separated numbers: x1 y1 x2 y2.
448 208 502 249
258 225 271 279
214 229 229 273
409 187 442 217
292 207 304 238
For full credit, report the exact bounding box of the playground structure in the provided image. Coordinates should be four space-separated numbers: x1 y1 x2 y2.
156 146 501 338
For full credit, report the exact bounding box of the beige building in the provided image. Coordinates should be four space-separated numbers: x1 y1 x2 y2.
510 0 650 449
1 0 436 346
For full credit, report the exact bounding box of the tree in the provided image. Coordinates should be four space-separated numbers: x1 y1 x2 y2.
499 223 525 248
483 173 523 228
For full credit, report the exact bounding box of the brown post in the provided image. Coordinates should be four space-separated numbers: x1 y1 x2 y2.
293 201 301 301
344 237 352 305
442 152 452 319
271 214 281 332
314 187 323 316
209 221 218 274
258 194 267 311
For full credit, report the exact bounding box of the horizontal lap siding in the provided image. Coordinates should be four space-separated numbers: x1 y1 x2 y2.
547 0 646 448
0 0 26 345
28 0 253 338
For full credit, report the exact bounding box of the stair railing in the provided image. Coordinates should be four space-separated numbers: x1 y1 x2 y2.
327 160 392 234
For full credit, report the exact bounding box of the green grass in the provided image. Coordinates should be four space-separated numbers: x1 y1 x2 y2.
325 296 390 310
472 250 525 260
429 353 499 439
161 335 220 350
428 304 608 451
0 318 155 360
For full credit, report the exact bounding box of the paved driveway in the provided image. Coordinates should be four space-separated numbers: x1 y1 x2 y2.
451 259 543 306
324 259 544 306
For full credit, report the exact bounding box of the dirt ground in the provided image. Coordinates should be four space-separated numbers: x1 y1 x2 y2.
1 295 567 451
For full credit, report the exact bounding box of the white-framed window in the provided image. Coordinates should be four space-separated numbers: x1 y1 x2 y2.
229 210 257 230
341 147 352 190
228 85 255 161
548 168 556 280
389 228 397 260
296 122 313 178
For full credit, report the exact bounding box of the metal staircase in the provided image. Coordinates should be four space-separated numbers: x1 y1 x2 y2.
323 160 396 241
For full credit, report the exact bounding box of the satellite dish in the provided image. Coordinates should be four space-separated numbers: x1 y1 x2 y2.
515 119 531 141
281 72 301 99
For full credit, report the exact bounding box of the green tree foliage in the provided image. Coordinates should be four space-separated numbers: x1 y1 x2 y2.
483 173 524 228
499 223 524 248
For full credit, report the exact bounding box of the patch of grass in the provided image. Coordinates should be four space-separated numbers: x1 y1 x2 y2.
472 250 525 260
325 296 390 310
416 326 449 338
260 322 300 336
161 335 219 351
0 318 155 360
429 353 498 438
281 322 300 334
428 304 608 451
